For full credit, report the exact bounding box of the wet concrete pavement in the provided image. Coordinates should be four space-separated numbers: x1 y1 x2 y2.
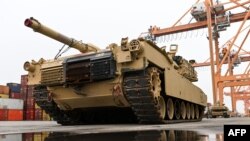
0 117 249 135
0 117 249 141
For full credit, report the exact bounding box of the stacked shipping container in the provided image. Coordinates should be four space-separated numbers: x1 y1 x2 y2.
0 85 23 121
21 75 35 120
0 85 10 98
0 134 22 141
0 99 23 121
0 75 51 121
0 133 49 141
7 83 21 99
21 75 51 121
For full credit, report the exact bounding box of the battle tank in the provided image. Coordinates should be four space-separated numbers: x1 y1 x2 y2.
206 103 230 118
24 17 207 125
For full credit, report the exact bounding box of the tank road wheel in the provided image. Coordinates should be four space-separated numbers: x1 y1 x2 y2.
159 96 166 119
148 67 166 119
166 98 174 120
190 104 195 119
195 105 200 119
199 106 204 120
174 100 181 120
180 101 186 119
186 103 191 119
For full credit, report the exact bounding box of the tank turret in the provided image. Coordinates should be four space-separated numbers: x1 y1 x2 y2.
24 17 100 53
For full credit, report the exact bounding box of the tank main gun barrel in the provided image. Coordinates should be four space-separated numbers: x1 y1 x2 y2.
24 17 100 53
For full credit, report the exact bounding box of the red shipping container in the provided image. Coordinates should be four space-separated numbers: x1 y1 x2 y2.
25 108 35 120
23 133 34 141
8 109 23 121
0 109 8 120
21 75 28 87
10 92 22 99
25 98 35 109
21 86 28 100
27 86 34 98
35 108 42 120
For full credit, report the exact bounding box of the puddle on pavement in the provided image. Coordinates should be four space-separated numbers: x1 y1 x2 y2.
0 130 224 141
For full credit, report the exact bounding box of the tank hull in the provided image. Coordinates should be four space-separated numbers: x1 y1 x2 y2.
29 41 207 124
46 42 206 110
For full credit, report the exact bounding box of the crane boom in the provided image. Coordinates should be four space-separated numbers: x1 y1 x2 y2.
151 12 250 37
193 55 250 67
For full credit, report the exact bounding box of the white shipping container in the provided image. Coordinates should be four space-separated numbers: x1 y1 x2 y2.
0 134 22 141
0 99 23 110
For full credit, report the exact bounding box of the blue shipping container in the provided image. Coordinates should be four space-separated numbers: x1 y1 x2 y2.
7 83 21 93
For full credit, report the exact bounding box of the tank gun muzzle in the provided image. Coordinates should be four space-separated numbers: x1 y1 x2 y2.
24 17 100 53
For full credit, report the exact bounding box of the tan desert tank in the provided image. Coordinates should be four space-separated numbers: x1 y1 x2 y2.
206 103 230 118
24 17 207 125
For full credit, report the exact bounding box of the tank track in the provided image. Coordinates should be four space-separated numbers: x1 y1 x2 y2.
123 70 164 124
33 85 76 125
123 68 204 124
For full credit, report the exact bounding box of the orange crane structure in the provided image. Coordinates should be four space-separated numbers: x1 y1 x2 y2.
147 0 250 114
192 25 250 113
224 86 250 116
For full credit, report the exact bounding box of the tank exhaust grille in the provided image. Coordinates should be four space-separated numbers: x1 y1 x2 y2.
41 66 64 86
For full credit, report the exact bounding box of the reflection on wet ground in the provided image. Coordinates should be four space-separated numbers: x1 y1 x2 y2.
0 130 223 141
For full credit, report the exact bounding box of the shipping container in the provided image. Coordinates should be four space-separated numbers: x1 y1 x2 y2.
21 75 28 86
0 94 9 98
9 92 21 99
21 86 33 99
25 109 34 120
25 98 35 109
0 109 8 120
20 75 28 100
0 85 10 94
0 109 23 121
35 108 42 120
20 86 28 100
22 133 33 141
21 85 34 99
0 134 22 141
7 109 23 121
27 86 34 98
7 83 21 93
0 99 23 109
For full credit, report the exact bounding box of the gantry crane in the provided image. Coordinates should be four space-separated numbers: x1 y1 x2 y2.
147 0 250 113
194 40 250 113
192 23 250 113
224 86 250 116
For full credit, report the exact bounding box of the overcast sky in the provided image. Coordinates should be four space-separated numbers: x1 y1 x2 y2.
1 0 249 113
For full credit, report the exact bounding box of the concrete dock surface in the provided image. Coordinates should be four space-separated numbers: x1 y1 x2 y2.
0 117 249 135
